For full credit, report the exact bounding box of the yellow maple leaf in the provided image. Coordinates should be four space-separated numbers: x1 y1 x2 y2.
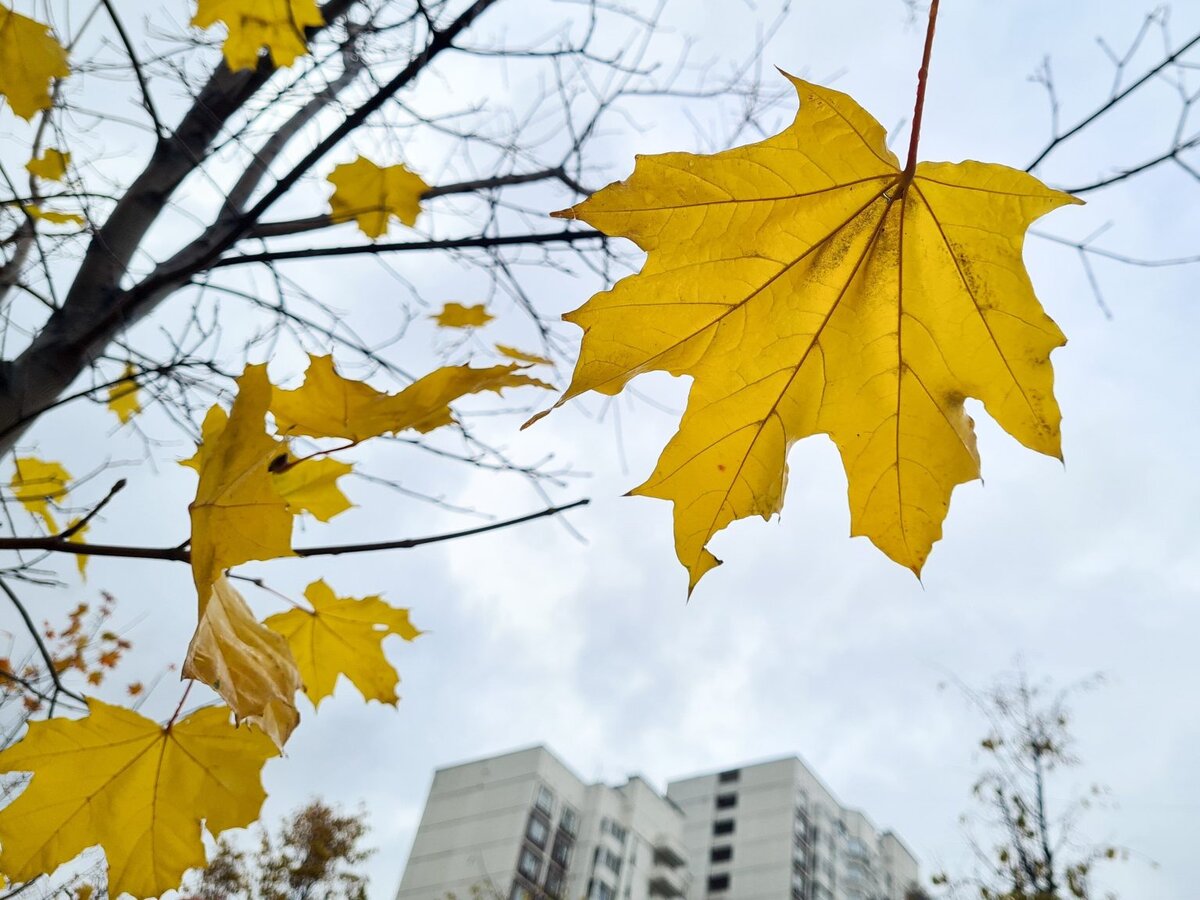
272 455 353 522
495 344 554 366
192 0 324 71
0 5 68 120
185 364 294 609
327 157 429 239
66 517 88 577
108 364 141 424
26 148 69 181
183 576 301 748
431 302 494 329
0 698 277 899
265 579 420 707
271 354 551 442
544 74 1080 591
22 204 85 226
11 457 70 533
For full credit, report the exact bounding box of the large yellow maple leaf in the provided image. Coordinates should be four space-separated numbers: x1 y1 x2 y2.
271 355 551 442
0 698 277 899
192 0 324 71
0 5 68 120
327 157 429 239
183 576 301 748
545 74 1080 591
265 580 421 707
185 364 294 609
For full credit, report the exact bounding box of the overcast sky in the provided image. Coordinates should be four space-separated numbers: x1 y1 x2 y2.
4 1 1200 898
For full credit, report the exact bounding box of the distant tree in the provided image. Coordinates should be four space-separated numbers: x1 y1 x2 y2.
932 670 1126 900
185 800 371 900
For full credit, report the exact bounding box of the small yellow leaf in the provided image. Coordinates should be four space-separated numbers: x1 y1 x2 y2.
107 365 141 425
432 302 493 329
327 156 429 239
0 5 68 120
11 457 70 533
271 355 551 442
0 698 277 899
22 204 85 226
183 576 301 748
75 884 94 900
272 456 353 522
26 148 69 181
544 74 1079 590
66 517 88 578
265 580 420 706
495 344 553 366
186 365 294 610
192 0 324 71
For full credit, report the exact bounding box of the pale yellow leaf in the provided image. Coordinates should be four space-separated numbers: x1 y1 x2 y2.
431 302 493 329
272 456 353 522
495 344 553 366
107 365 141 425
26 148 69 181
11 457 70 533
183 576 301 748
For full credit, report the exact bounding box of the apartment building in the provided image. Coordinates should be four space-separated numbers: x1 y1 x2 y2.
394 746 690 900
394 748 917 900
666 757 919 900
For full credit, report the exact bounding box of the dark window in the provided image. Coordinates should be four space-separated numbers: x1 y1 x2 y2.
603 849 622 874
717 769 740 783
561 806 579 835
518 847 542 881
707 874 731 893
527 814 550 848
594 883 615 900
509 885 531 900
544 865 565 899
535 785 555 815
715 793 737 810
552 833 573 867
713 819 735 836
710 846 733 863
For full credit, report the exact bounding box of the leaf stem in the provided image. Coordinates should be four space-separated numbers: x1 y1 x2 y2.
903 0 941 184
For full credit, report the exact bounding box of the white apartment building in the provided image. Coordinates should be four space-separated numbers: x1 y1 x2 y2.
395 746 690 900
666 757 919 900
394 748 918 900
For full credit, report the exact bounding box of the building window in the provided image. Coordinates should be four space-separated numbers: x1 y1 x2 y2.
592 881 614 900
713 819 735 836
551 833 573 868
715 793 737 810
707 874 730 893
602 849 622 875
710 846 733 864
509 885 532 900
535 785 555 815
527 814 550 848
602 819 627 844
560 805 579 835
518 847 542 882
717 769 740 783
544 865 565 899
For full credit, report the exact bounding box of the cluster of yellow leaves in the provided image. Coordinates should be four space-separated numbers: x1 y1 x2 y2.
328 156 430 238
540 74 1078 591
192 0 325 71
0 699 278 899
11 457 71 533
0 4 68 120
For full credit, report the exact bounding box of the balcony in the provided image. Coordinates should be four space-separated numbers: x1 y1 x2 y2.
647 862 687 897
651 833 687 869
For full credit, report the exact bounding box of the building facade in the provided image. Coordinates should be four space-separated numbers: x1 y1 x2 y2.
666 757 919 900
394 748 917 900
394 746 689 900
